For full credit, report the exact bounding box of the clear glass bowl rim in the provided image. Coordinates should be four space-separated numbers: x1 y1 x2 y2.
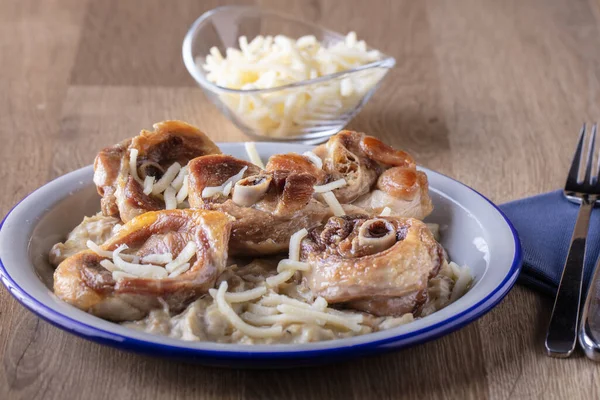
182 5 396 95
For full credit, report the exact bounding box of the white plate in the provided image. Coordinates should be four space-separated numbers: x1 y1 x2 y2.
0 142 521 367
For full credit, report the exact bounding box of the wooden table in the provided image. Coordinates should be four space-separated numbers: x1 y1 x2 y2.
2 0 600 398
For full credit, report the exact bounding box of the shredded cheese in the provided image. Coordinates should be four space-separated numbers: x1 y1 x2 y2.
312 296 328 311
88 240 197 280
129 149 142 183
288 228 308 261
176 176 189 203
321 191 345 216
165 241 197 273
215 281 282 338
276 259 310 272
245 142 265 168
171 166 188 192
152 162 182 195
135 161 190 207
209 285 267 303
247 303 278 316
112 245 167 279
202 166 248 198
164 186 177 210
222 181 233 197
302 151 323 169
143 176 155 195
313 178 347 193
265 269 296 287
241 312 320 326
142 253 173 264
99 259 118 272
380 207 392 216
168 263 191 278
86 240 135 262
202 33 384 138
201 186 224 198
260 293 317 310
276 304 362 332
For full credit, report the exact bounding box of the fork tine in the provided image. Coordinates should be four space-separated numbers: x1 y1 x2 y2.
584 123 596 185
566 124 586 186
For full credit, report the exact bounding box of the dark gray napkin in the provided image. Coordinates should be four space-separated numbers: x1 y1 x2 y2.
499 190 600 295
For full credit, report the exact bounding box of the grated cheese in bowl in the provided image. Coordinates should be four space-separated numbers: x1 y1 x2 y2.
188 30 394 140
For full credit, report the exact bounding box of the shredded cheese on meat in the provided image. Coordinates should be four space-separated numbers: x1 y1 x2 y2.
380 207 392 216
171 166 188 192
202 166 248 198
302 151 323 169
136 160 189 207
245 142 265 168
321 191 345 216
142 253 173 264
168 263 191 278
87 240 135 262
288 228 308 261
165 241 197 273
143 176 155 195
129 149 142 183
176 176 189 203
313 178 347 193
164 187 177 210
152 162 182 195
112 245 168 279
99 259 118 272
87 240 196 281
276 259 310 272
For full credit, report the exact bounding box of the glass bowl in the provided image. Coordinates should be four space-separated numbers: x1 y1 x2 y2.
182 6 396 144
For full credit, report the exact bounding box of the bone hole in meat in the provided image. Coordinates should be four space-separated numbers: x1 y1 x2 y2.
357 218 397 252
232 175 272 207
139 161 165 179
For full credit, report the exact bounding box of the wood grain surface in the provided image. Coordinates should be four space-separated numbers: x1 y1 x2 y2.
2 0 600 399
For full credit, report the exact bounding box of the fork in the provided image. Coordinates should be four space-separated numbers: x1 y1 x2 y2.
545 123 599 358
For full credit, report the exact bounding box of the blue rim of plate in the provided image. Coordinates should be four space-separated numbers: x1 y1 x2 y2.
0 167 522 363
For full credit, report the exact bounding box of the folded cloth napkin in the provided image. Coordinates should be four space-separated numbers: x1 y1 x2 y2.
500 190 600 296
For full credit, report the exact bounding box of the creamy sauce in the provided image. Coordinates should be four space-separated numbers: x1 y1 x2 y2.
49 213 121 267
122 259 460 345
52 217 467 345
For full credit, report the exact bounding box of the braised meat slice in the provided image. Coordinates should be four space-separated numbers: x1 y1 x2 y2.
188 154 329 256
53 209 233 322
265 131 432 219
93 120 221 222
352 166 433 219
300 215 443 317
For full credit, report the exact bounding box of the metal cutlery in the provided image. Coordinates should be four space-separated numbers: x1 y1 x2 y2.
545 123 599 358
579 253 600 361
